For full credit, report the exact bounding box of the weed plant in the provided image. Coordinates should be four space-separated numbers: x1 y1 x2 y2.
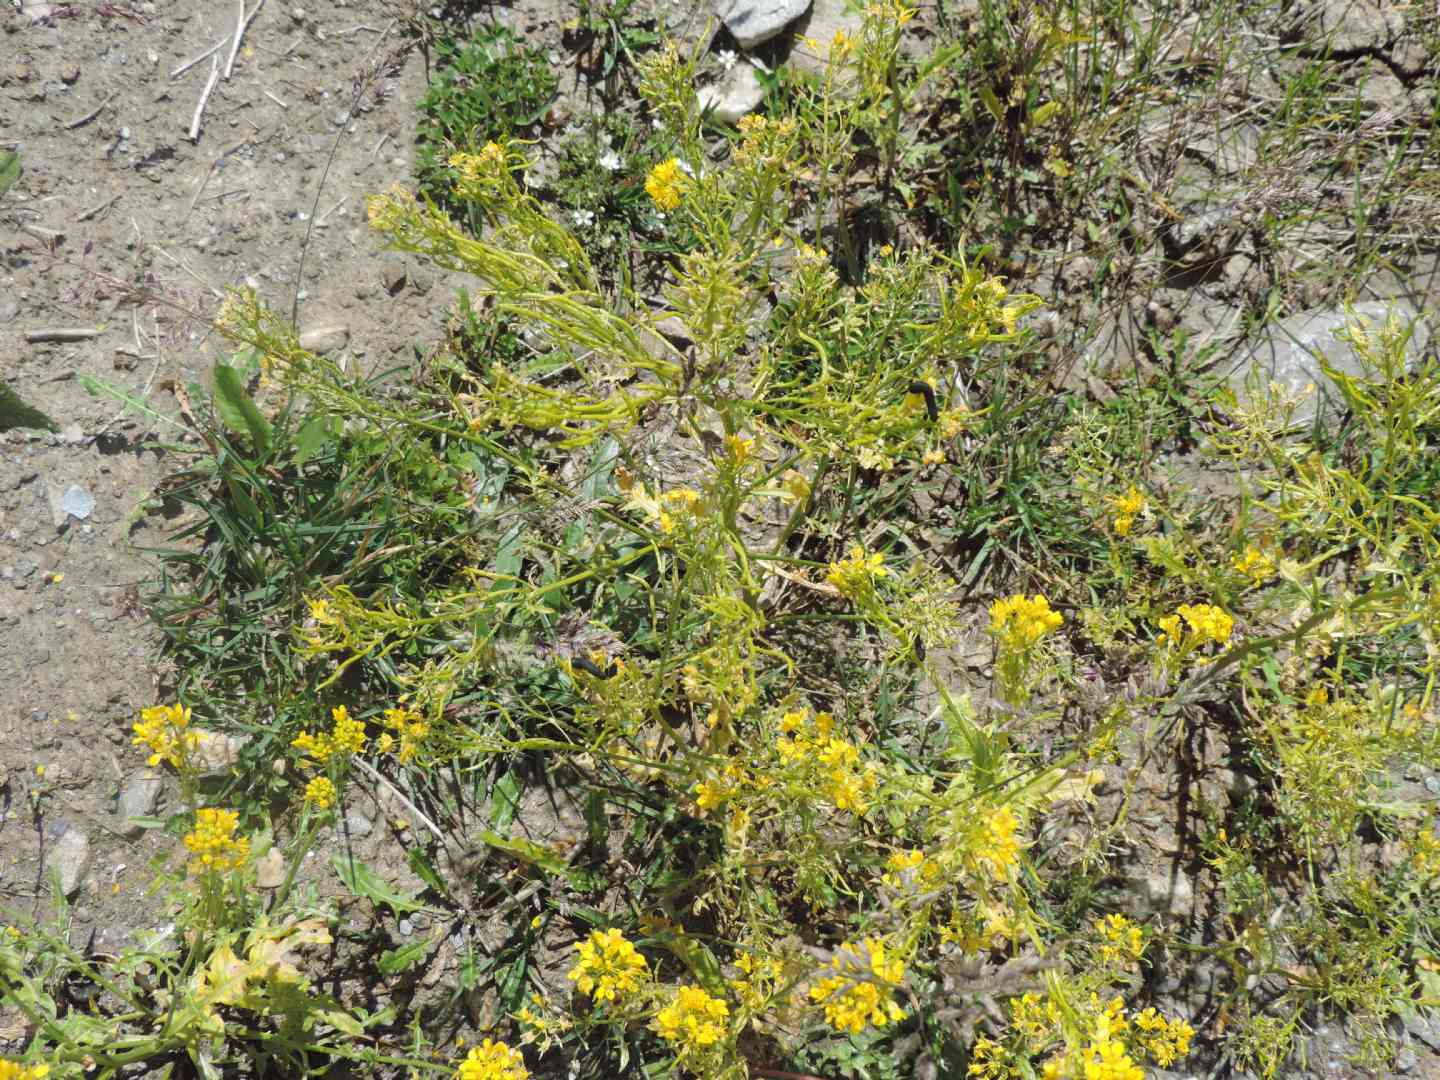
5 3 1440 1080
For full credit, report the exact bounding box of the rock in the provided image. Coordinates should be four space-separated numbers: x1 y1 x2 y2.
698 62 765 124
1297 0 1403 52
116 770 163 838
51 828 91 898
254 847 286 889
343 808 373 839
191 730 249 774
59 423 85 445
1225 300 1431 429
299 324 350 356
0 296 19 323
718 0 810 48
789 0 864 75
381 259 408 296
47 482 95 529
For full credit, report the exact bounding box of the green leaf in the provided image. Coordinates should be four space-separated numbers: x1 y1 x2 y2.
474 828 569 877
490 769 522 832
378 934 435 976
0 150 20 198
331 855 425 917
0 383 56 432
292 415 337 467
407 847 447 896
212 363 273 455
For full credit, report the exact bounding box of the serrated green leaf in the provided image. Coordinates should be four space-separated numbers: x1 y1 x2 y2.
212 363 272 455
378 934 435 976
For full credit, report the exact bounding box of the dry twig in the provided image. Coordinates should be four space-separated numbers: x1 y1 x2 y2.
187 55 221 142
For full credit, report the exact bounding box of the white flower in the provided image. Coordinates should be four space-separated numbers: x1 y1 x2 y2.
570 208 596 228
597 148 622 172
715 49 738 72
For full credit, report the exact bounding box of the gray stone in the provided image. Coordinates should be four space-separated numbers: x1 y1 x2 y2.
117 770 163 838
51 828 91 898
299 324 350 356
789 0 864 75
718 0 810 48
254 847 286 889
698 62 765 124
1225 300 1431 429
1301 0 1404 52
191 730 249 774
381 259 408 296
343 808 373 838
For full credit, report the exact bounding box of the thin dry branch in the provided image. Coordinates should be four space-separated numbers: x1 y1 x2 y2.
187 55 221 143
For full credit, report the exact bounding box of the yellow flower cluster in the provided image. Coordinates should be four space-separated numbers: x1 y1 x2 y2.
1009 991 1060 1037
966 1036 1014 1079
455 1039 528 1080
1231 543 1277 584
989 594 1064 651
183 808 250 875
1132 1007 1195 1066
733 114 798 169
866 0 916 24
730 950 784 1012
0 1062 48 1080
448 143 512 201
826 544 888 598
653 985 730 1051
377 706 429 765
1096 914 1145 966
1157 603 1234 651
568 929 648 1005
1105 486 1146 537
973 806 1023 878
132 703 201 769
645 158 689 211
304 776 337 810
659 488 703 534
776 710 877 814
292 705 367 767
882 848 944 892
809 939 907 1034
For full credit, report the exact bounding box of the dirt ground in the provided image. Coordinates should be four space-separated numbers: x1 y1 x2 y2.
0 0 506 949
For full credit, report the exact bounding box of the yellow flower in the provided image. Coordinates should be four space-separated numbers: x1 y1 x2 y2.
567 928 648 1004
1160 603 1233 652
293 704 367 767
645 158 688 211
1080 1037 1143 1080
809 939 907 1034
989 594 1063 651
304 776 337 810
976 806 1022 876
1132 1008 1195 1067
454 1039 528 1080
1105 485 1146 537
0 1062 49 1080
1096 913 1145 965
132 703 201 769
653 985 730 1051
826 544 888 597
381 706 428 764
694 777 728 812
183 808 250 875
1231 543 1276 584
